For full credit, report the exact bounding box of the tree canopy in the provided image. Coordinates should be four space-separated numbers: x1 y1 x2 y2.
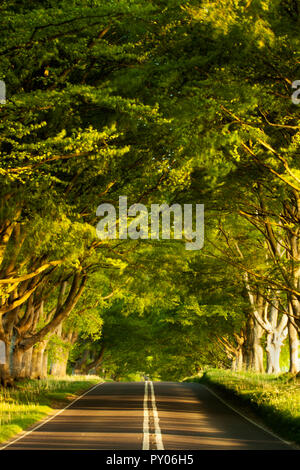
0 0 299 384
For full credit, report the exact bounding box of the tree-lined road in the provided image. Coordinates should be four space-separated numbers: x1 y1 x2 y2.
1 381 293 450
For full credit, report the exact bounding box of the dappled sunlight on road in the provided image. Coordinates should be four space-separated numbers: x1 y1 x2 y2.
2 381 293 450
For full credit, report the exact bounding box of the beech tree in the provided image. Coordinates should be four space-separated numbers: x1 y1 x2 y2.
0 0 299 383
0 0 180 384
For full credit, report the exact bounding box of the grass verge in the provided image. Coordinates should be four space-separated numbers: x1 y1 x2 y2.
183 369 300 447
0 375 101 444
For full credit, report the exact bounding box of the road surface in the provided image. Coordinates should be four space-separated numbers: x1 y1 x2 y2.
0 381 294 450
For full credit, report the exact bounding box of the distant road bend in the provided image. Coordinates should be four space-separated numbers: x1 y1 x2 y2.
0 381 294 450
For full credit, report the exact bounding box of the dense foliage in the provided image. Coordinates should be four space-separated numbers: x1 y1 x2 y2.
0 0 299 384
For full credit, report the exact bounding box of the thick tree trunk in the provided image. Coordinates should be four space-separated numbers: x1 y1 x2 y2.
0 363 11 386
74 348 89 374
288 318 299 374
265 304 288 374
242 279 266 372
50 348 69 377
266 335 281 374
19 273 86 352
30 347 40 379
249 321 264 372
42 349 48 378
235 348 244 371
230 347 244 372
0 339 13 386
11 347 25 379
23 347 33 377
244 317 253 369
85 344 106 374
30 341 48 379
0 274 85 386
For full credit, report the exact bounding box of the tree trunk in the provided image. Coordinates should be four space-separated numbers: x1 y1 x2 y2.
23 347 33 377
243 280 266 372
235 347 244 371
249 320 264 372
265 304 288 374
230 346 244 372
85 344 106 374
266 334 281 374
0 339 13 386
30 341 47 379
288 318 299 374
42 349 48 378
50 348 69 377
11 347 25 379
74 348 90 374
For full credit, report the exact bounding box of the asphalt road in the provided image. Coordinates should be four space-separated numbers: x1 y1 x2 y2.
1 381 294 450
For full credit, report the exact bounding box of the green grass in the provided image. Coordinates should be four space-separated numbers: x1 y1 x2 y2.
184 369 300 446
0 375 101 444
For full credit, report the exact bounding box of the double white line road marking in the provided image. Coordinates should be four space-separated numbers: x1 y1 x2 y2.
143 380 164 450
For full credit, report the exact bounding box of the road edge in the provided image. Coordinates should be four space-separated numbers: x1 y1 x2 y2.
199 380 300 450
0 381 104 450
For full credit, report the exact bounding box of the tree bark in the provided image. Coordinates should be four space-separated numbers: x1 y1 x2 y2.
266 335 282 374
20 273 86 351
30 341 48 379
288 317 299 374
50 348 69 377
248 318 264 372
85 344 106 374
265 302 288 374
23 347 33 377
0 338 12 386
74 348 90 374
11 347 25 379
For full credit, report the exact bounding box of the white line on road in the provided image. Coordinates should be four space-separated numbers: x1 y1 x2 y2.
0 381 104 450
203 385 292 447
149 381 164 450
142 381 150 450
